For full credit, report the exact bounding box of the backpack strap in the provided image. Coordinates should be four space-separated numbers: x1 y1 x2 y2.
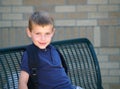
26 44 39 89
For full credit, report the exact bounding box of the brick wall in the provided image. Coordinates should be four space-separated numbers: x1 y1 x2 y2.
0 0 120 89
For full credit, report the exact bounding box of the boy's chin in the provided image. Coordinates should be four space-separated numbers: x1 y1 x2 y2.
38 46 47 49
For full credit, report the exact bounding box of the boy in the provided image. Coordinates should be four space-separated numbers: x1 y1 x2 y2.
19 11 82 89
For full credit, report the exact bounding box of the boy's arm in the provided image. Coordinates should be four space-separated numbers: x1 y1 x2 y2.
19 71 29 89
56 49 68 74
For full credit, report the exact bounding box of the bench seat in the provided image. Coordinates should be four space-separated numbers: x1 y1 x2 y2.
0 38 103 89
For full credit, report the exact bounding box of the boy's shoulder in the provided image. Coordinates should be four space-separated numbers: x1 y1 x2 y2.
49 44 55 49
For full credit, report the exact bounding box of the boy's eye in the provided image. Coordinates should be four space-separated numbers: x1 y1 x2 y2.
36 33 40 35
46 33 50 35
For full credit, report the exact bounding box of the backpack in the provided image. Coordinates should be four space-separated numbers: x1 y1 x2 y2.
26 44 68 89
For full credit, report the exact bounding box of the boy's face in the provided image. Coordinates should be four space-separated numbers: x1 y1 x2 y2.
26 23 55 49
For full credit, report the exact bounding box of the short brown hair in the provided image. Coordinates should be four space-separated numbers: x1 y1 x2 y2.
28 11 54 31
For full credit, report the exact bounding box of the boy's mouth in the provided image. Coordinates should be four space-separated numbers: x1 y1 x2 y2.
39 42 47 45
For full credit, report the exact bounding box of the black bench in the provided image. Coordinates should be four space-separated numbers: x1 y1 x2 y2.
0 38 103 89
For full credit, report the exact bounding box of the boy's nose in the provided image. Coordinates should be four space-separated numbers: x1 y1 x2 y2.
41 35 46 40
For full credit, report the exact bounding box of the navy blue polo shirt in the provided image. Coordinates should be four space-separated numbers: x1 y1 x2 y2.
21 45 74 89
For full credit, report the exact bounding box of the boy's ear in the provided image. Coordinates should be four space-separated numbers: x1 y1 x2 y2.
26 28 31 38
53 28 55 33
52 28 56 36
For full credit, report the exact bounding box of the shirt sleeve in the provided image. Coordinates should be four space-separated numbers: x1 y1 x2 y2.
20 51 30 74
